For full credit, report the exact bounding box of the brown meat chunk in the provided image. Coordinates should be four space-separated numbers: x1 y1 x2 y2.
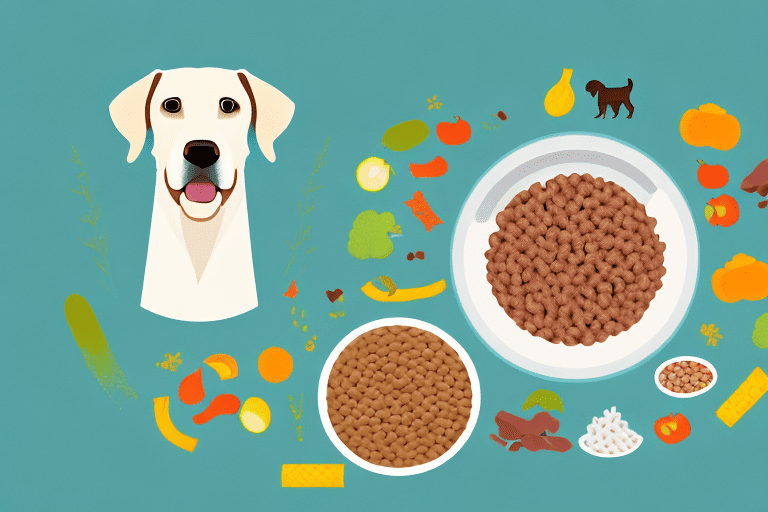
512 434 572 452
741 159 768 197
495 410 559 440
490 433 508 447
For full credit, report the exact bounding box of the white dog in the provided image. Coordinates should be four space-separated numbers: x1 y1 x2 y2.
109 68 294 322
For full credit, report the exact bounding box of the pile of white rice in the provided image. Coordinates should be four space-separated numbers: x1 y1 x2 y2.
581 406 642 456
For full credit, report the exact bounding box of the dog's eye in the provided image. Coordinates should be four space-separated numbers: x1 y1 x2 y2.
220 98 239 114
163 98 182 113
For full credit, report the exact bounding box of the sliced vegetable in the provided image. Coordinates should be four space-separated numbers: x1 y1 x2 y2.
204 354 238 381
404 191 443 232
240 397 272 434
410 156 448 178
356 157 394 192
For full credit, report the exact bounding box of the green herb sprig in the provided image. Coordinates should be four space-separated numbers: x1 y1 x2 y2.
69 145 114 295
288 393 304 441
284 136 330 277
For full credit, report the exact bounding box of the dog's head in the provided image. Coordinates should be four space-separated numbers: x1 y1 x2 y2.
109 68 294 221
585 80 603 98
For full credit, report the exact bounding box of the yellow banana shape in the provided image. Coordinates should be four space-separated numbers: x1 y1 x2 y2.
544 68 575 117
153 396 198 452
361 279 446 302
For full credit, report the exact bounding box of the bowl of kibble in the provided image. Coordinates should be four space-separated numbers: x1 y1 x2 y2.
452 133 699 380
654 356 717 398
319 318 480 476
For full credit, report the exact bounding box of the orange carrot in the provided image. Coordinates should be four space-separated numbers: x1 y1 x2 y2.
410 156 448 178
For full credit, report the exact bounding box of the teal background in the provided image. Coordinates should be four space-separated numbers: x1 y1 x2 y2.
2 0 767 510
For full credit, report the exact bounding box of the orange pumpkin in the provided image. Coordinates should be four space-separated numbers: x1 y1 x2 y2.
680 103 740 151
436 116 471 145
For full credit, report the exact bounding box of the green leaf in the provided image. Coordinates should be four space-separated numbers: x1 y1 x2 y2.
521 389 564 413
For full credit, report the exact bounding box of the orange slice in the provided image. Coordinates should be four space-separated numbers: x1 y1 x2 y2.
204 354 238 381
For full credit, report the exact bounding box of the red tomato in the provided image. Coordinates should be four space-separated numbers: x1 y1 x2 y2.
697 159 729 189
654 413 691 444
436 116 471 145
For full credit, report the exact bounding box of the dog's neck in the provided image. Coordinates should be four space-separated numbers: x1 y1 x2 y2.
140 171 257 321
180 211 225 282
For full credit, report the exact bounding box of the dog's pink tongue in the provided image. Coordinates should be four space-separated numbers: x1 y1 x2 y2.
185 179 216 203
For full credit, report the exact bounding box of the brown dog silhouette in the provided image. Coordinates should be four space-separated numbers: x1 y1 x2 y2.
585 78 634 119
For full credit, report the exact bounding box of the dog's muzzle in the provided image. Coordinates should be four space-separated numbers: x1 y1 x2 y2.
164 140 237 221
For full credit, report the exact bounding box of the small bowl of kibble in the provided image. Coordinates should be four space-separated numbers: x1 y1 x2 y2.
654 356 717 398
319 318 481 476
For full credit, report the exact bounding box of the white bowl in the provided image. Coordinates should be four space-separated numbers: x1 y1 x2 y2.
452 133 699 381
318 318 481 476
653 356 717 398
578 433 643 458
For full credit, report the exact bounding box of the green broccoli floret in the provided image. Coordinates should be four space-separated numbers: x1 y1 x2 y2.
348 210 401 260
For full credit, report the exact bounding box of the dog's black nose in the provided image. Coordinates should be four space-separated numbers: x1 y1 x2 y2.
183 140 220 168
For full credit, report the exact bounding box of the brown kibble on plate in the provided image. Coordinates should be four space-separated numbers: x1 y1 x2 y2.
415 251 425 260
327 326 472 468
497 111 507 121
659 361 713 394
486 174 665 346
407 252 415 261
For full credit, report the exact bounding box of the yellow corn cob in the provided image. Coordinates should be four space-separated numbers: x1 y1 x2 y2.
716 367 768 427
281 464 344 488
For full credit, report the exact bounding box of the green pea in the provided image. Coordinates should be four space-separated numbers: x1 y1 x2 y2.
382 120 429 152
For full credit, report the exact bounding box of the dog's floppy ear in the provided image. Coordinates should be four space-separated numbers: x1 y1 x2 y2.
109 70 162 163
236 70 295 163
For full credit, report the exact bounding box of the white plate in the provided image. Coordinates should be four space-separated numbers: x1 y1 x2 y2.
451 133 699 381
578 433 643 458
653 356 717 398
318 318 481 476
